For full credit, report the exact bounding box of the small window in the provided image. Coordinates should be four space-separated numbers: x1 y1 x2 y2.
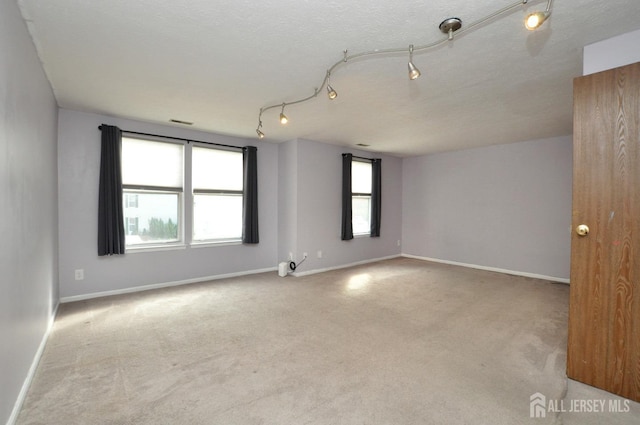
192 146 243 242
127 217 139 235
352 160 372 235
125 193 138 208
121 137 183 247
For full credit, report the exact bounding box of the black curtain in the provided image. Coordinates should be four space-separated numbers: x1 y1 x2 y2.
98 125 125 256
370 158 382 237
242 146 259 244
341 153 354 240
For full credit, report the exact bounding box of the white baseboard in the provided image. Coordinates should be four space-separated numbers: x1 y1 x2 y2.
7 302 59 425
401 254 570 284
291 254 402 277
60 267 278 303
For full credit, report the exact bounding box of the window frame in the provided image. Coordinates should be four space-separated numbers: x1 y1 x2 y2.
191 190 244 244
120 136 247 251
191 145 244 244
122 187 184 249
351 159 373 236
121 136 185 250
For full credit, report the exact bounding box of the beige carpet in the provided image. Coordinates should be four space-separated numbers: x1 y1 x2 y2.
16 258 640 424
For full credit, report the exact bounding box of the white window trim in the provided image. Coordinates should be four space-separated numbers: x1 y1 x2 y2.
125 243 187 254
351 159 373 236
191 146 244 243
121 136 185 250
121 137 246 251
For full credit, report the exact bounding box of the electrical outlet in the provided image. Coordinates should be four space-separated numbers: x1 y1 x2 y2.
317 250 323 258
397 240 401 247
289 252 293 260
74 269 84 281
303 252 308 258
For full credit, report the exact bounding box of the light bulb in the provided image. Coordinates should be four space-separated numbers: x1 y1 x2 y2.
279 104 288 124
525 11 549 30
327 84 338 100
408 45 421 80
408 61 421 80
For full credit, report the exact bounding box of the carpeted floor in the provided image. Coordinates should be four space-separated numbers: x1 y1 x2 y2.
16 258 640 424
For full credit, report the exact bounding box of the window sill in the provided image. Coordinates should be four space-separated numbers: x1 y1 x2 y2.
125 243 186 254
353 233 371 238
190 240 243 248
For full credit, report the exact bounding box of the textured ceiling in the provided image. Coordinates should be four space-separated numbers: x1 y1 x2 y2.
17 0 640 156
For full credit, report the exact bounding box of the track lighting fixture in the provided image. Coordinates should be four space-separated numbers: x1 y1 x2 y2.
524 11 550 30
327 85 338 100
256 121 265 139
279 104 288 125
408 45 421 80
254 0 555 139
326 72 338 100
524 0 553 30
439 17 462 40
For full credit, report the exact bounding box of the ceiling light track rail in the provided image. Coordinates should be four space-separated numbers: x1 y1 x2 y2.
255 0 553 140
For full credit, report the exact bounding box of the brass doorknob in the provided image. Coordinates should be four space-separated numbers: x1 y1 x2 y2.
576 224 589 236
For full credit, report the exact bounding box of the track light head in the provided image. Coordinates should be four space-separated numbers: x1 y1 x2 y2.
256 119 265 139
279 104 288 125
408 61 421 80
408 45 421 80
327 84 338 100
326 71 338 99
525 11 550 30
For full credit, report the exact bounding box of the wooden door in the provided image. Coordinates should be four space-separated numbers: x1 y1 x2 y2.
567 61 640 402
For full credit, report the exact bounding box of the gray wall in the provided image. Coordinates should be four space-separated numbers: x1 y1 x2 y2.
278 139 403 273
277 140 298 263
0 0 59 423
57 109 279 299
402 136 573 280
584 28 640 75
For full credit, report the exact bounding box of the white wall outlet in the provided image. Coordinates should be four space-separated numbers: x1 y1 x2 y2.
289 252 293 261
397 240 401 247
303 252 308 258
74 269 84 281
317 250 323 258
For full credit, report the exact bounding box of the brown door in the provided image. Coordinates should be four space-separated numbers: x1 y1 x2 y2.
567 61 640 402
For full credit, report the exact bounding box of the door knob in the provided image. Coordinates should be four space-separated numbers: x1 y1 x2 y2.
576 224 589 236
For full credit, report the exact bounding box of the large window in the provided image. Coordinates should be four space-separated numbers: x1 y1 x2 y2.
121 137 183 247
119 136 250 249
351 160 372 235
192 146 243 242
341 154 380 241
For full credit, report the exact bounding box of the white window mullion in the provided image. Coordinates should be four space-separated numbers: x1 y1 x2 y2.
184 142 193 245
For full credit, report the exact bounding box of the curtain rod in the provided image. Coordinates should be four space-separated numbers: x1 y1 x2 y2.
343 153 379 162
98 125 245 151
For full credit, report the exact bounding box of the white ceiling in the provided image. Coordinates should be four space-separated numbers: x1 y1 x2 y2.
17 0 640 157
